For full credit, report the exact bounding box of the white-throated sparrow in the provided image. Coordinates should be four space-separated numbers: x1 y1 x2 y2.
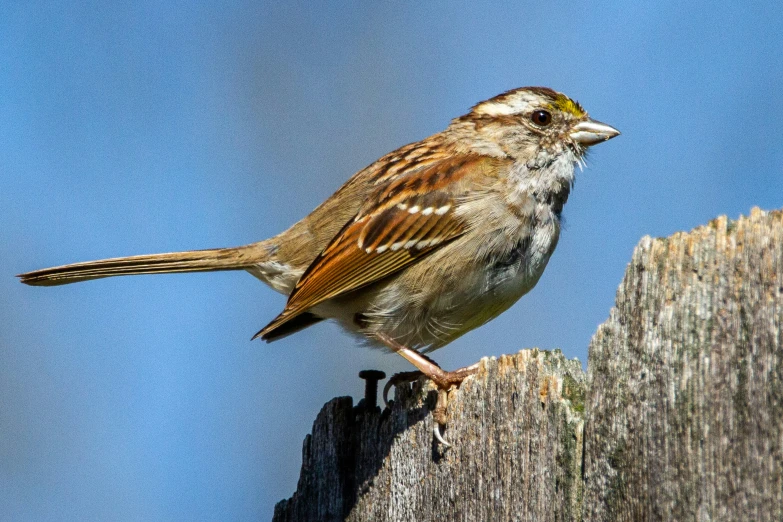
20 87 619 443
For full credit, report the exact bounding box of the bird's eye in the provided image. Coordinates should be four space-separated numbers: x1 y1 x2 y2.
531 110 552 127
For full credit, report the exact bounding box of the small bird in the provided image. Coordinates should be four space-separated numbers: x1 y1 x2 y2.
19 87 619 443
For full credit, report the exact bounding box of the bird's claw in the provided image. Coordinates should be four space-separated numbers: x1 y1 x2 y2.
433 388 452 447
382 370 424 408
434 423 451 447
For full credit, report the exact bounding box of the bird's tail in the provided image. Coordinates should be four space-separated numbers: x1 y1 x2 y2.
17 245 266 286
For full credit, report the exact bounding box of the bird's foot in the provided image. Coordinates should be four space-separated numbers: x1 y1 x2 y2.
375 334 479 446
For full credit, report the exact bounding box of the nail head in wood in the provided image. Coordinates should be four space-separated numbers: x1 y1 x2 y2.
358 370 386 409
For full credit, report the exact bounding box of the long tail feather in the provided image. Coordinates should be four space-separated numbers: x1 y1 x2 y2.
18 245 264 286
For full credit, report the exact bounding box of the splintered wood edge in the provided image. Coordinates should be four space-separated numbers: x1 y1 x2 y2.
428 348 587 422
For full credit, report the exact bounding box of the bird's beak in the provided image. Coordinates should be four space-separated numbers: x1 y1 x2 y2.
570 119 620 146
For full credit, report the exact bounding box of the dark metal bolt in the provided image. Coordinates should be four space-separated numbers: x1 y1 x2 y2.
358 370 386 409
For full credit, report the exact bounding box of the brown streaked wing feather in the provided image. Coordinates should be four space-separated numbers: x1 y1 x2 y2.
256 154 491 340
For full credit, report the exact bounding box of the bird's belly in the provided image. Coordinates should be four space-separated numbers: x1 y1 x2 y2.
322 215 560 352
429 225 557 345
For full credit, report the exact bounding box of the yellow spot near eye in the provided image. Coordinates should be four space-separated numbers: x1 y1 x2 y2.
551 95 585 117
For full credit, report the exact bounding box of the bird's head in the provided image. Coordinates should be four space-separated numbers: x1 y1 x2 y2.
453 86 620 168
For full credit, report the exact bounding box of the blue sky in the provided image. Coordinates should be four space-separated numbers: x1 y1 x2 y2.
3 1 782 520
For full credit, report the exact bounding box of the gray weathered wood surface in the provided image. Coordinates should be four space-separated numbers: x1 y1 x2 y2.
273 350 585 522
583 207 783 521
272 208 783 521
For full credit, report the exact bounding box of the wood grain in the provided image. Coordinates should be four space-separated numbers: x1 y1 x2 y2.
583 207 783 521
273 350 585 522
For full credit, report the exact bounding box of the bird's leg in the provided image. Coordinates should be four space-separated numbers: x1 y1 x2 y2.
376 333 480 389
376 333 479 446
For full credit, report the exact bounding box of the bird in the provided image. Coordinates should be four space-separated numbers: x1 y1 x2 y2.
19 86 619 444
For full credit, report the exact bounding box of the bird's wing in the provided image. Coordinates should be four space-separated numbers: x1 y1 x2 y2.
255 154 500 340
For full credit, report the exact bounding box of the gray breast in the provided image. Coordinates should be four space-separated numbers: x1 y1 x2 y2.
485 235 533 292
